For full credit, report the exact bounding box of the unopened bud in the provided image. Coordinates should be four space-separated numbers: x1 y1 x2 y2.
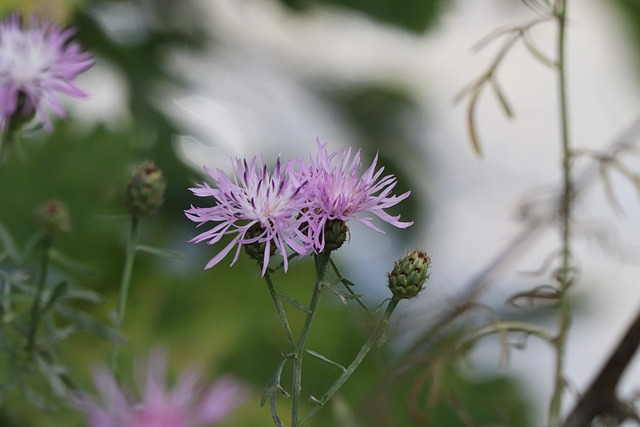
387 250 431 300
125 162 166 218
323 219 348 252
36 199 71 234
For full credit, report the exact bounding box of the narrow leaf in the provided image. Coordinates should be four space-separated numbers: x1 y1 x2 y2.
490 77 514 119
306 349 346 372
49 249 96 275
280 294 311 313
55 305 125 343
136 245 185 261
599 164 624 215
261 357 288 407
0 221 20 263
40 281 68 316
467 86 484 157
523 32 556 68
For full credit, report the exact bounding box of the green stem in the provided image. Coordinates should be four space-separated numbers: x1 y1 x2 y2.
26 234 53 353
109 216 140 375
264 271 295 346
549 1 572 426
0 127 16 175
291 252 330 427
300 298 399 425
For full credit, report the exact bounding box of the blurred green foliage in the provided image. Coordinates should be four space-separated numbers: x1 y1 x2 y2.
278 0 450 33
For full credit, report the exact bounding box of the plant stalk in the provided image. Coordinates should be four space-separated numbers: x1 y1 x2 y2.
26 234 53 353
300 298 399 425
549 1 572 425
291 251 330 427
264 270 295 346
109 215 139 374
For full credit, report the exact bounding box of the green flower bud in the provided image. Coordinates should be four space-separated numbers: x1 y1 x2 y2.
243 223 276 263
125 162 166 218
36 199 71 234
323 219 348 252
388 250 431 300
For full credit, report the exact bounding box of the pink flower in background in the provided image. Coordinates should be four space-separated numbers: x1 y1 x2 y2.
294 141 413 251
185 156 313 274
73 352 247 427
0 13 93 131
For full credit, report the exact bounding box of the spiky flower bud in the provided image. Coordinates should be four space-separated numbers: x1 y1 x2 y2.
243 223 277 263
323 219 348 252
36 199 71 234
388 250 431 300
125 163 166 218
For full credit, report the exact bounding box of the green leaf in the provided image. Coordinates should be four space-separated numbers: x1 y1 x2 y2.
49 249 97 275
65 287 103 304
306 349 346 372
0 221 20 263
40 281 68 316
280 294 311 313
54 305 125 343
136 245 185 261
35 355 68 397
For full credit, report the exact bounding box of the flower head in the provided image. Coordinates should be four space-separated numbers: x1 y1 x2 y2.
72 351 247 427
295 140 413 251
0 13 94 131
125 162 167 218
185 156 312 274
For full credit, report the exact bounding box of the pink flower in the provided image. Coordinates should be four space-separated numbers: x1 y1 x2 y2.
294 141 413 251
0 13 93 131
185 156 313 274
72 352 247 427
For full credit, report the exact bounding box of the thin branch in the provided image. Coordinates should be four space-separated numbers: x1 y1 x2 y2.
563 303 640 427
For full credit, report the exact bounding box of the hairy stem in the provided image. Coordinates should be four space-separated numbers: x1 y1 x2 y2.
300 298 399 425
109 215 139 375
25 234 53 353
549 1 572 425
291 252 330 427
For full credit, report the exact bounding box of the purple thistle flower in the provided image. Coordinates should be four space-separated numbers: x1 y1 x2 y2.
295 140 413 251
0 13 94 131
72 351 247 427
185 156 312 274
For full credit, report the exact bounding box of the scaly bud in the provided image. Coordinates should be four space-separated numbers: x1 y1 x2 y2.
387 250 431 300
125 163 166 218
243 222 277 263
323 219 348 252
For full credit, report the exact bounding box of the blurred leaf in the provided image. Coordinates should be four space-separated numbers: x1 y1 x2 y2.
0 221 20 263
136 244 185 261
64 287 103 304
40 281 68 317
54 305 123 343
49 249 97 275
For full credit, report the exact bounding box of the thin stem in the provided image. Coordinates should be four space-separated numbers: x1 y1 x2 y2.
291 252 330 427
300 298 399 425
25 234 52 353
549 1 572 426
264 270 295 346
0 127 16 175
109 215 140 375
